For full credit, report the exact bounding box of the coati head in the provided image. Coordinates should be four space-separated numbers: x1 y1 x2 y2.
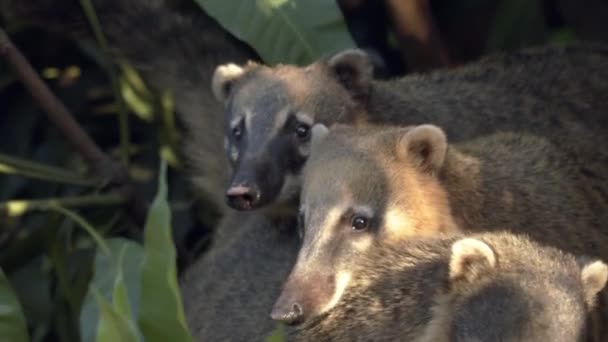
271 124 460 323
212 49 374 210
289 232 608 341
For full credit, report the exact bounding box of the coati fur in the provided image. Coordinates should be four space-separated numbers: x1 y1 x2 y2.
272 124 608 333
213 44 608 212
179 211 300 341
291 232 608 342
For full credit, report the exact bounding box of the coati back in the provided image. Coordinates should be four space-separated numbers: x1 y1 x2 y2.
272 124 608 328
179 211 300 341
291 232 608 342
212 45 608 212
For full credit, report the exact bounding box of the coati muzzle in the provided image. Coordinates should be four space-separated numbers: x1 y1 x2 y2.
225 157 284 210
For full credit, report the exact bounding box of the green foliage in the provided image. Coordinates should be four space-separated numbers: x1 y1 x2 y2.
138 161 192 342
0 268 29 342
93 288 139 342
195 0 356 65
80 239 144 342
265 323 286 342
78 161 191 342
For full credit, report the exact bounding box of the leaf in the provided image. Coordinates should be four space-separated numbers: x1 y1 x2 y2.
0 267 29 342
137 161 192 342
80 239 144 342
265 323 286 342
93 288 138 342
195 0 356 65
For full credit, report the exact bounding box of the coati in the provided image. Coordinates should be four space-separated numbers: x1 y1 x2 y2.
291 232 608 342
179 211 300 341
271 124 608 331
212 44 608 212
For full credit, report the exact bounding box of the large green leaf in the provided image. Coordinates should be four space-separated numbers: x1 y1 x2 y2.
137 161 192 342
195 0 356 65
80 239 144 342
93 289 138 342
0 267 29 342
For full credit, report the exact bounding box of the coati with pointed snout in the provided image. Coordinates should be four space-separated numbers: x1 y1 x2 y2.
291 232 608 342
271 124 608 337
213 45 608 213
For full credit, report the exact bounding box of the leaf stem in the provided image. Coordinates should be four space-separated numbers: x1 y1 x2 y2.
1 193 125 217
79 0 131 168
0 153 96 186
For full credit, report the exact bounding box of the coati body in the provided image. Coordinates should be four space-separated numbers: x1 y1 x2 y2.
213 44 608 212
272 124 608 331
291 232 608 342
179 211 300 341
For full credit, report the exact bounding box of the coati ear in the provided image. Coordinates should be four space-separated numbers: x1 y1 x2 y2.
578 258 608 308
328 49 374 101
212 63 245 103
397 124 448 173
310 124 329 155
449 238 497 283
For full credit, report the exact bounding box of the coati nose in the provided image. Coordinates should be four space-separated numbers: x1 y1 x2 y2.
270 302 304 325
225 184 261 210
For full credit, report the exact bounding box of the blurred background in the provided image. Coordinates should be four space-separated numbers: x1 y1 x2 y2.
0 0 607 341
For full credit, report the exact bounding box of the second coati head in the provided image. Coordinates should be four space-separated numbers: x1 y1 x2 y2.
212 50 373 211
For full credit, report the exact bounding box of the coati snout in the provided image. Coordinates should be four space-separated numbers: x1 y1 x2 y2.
272 124 460 322
212 50 373 211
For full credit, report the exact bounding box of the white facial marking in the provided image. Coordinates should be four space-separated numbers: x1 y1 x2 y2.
320 271 352 314
244 108 254 129
230 116 243 131
230 145 239 162
223 137 230 153
295 112 314 126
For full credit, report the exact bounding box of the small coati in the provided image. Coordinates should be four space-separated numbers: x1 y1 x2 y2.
272 124 608 337
212 45 608 213
291 232 608 342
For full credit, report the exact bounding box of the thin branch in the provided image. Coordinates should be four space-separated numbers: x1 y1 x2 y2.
0 28 122 183
79 0 131 167
0 28 146 226
385 0 452 71
1 193 125 217
0 153 96 186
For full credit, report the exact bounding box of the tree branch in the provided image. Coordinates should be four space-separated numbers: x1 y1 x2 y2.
0 28 146 226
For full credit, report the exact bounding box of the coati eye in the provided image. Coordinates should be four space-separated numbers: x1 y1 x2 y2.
351 216 368 231
295 123 311 141
232 122 243 141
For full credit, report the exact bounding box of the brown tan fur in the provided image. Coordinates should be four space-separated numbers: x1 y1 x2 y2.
271 123 608 332
214 44 608 212
292 232 608 342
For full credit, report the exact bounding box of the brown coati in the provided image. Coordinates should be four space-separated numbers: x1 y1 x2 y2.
271 124 608 332
212 44 608 213
8 0 258 215
291 232 608 342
